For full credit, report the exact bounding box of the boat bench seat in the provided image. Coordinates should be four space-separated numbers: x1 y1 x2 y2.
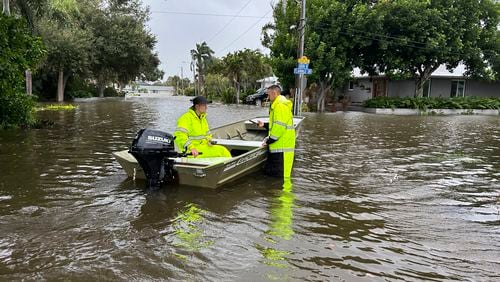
172 156 232 166
212 139 263 151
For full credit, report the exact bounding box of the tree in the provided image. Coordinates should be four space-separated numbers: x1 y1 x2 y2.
352 0 500 97
191 41 214 97
2 0 10 15
164 75 190 95
221 49 272 104
0 14 45 127
263 0 357 112
39 18 91 101
85 0 163 97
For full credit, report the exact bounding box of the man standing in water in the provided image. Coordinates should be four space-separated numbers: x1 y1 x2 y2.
258 85 296 179
174 96 231 158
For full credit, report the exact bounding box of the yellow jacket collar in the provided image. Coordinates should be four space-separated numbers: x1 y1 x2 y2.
188 108 206 119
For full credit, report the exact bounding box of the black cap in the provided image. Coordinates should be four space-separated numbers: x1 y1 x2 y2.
191 96 208 105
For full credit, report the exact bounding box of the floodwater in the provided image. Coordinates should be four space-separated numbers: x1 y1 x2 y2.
0 96 499 281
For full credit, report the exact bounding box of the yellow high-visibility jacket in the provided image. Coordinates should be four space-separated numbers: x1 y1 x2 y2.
174 108 212 152
268 95 295 153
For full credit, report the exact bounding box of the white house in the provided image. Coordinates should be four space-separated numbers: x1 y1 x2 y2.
340 64 500 104
123 82 175 97
257 76 279 90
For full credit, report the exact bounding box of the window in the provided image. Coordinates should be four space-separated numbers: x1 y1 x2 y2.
450 80 465 97
348 81 354 91
423 80 431 97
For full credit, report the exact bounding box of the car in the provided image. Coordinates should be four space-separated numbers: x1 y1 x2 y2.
245 88 268 106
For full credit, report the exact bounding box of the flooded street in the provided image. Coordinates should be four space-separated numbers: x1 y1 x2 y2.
0 97 499 281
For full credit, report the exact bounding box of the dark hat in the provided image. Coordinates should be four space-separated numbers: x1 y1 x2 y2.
191 96 208 105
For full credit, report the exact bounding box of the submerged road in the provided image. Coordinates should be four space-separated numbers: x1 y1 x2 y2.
0 96 498 280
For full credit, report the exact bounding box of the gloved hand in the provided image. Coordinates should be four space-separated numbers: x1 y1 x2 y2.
261 136 269 147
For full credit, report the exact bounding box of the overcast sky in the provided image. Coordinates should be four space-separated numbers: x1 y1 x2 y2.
141 0 275 80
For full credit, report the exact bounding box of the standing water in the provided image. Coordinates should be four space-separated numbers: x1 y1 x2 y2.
0 97 498 280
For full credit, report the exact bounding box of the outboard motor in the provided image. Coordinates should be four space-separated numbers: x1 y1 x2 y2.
129 129 179 189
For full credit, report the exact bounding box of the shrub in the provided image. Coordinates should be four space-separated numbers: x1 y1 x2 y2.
0 15 46 129
0 93 37 128
364 96 500 110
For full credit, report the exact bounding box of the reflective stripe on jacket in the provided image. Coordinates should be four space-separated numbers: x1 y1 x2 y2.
268 95 295 153
174 108 212 152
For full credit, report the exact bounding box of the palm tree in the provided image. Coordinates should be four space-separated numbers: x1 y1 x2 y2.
190 41 214 97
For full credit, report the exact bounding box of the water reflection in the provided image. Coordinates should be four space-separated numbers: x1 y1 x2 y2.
257 180 295 269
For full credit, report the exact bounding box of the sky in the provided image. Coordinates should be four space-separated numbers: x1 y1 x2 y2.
141 0 275 81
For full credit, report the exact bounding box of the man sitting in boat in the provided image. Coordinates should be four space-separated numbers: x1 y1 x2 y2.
174 96 232 158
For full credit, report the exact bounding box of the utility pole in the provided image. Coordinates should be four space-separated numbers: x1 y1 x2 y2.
294 0 306 116
190 61 197 96
180 66 185 96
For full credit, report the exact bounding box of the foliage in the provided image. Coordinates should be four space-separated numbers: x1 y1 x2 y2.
85 1 163 97
364 97 500 110
37 103 77 111
191 41 214 96
64 76 97 99
263 0 357 112
0 14 46 128
204 74 232 102
0 93 38 128
163 75 191 95
352 0 500 96
0 15 46 95
207 49 272 102
38 17 92 79
220 87 238 104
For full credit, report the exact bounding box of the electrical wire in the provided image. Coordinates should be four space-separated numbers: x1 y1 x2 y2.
150 10 271 19
208 0 254 43
218 9 273 54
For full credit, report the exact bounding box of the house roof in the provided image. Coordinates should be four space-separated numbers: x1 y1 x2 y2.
352 64 467 79
256 76 278 83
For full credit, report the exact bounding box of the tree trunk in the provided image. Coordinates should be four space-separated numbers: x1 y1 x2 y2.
3 0 10 16
316 81 329 113
98 83 105 98
57 70 64 102
97 74 105 97
25 70 32 95
415 65 439 97
236 75 240 104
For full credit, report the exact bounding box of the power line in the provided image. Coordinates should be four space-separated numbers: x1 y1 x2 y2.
208 0 254 43
150 10 271 19
218 10 272 54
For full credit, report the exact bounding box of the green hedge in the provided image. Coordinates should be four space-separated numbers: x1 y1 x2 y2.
0 14 46 129
364 96 500 110
0 93 37 128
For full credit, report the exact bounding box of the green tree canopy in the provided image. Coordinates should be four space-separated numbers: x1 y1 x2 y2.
191 41 214 97
352 0 500 96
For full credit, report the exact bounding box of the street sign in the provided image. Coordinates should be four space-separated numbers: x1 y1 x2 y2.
297 63 309 70
294 68 312 75
298 56 310 64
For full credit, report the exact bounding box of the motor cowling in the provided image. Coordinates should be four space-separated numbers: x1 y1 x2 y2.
129 129 179 189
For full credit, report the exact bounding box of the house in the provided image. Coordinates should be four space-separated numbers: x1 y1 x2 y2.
340 64 500 104
123 82 175 96
257 76 279 90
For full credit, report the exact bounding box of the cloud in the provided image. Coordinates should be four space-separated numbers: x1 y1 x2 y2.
141 0 273 80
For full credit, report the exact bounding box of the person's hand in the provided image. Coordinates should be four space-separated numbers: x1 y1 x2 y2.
257 120 264 128
261 136 269 147
190 148 199 157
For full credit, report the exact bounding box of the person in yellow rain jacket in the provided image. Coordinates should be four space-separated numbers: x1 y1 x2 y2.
258 85 295 178
174 96 231 158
